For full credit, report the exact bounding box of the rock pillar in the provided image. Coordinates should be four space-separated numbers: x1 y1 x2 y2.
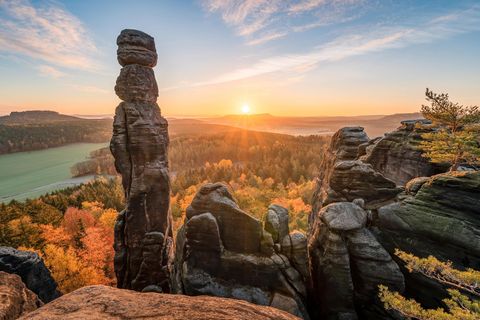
110 29 172 292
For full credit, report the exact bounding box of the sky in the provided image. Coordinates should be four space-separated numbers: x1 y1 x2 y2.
0 0 479 117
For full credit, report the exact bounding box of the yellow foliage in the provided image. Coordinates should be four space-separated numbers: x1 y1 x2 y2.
43 244 104 293
379 250 480 320
99 209 118 229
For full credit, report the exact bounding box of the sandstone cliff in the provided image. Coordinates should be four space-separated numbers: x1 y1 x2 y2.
309 121 479 318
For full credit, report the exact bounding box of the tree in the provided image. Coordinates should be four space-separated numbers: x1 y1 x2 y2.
420 88 480 171
379 249 480 320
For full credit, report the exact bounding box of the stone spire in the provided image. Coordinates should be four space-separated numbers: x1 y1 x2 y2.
110 29 172 293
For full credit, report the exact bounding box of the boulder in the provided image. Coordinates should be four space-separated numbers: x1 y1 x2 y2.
186 183 263 254
20 285 299 320
117 29 157 67
0 247 60 303
0 271 42 320
265 204 289 243
114 64 158 103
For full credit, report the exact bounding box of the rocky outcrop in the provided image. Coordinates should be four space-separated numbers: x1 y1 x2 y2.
374 171 480 305
0 247 60 303
361 119 446 185
173 183 309 319
0 271 42 320
308 202 404 319
110 29 172 292
20 285 299 320
310 124 480 317
312 127 402 216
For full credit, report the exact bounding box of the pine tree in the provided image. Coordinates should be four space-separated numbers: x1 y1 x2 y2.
420 88 480 171
379 249 480 319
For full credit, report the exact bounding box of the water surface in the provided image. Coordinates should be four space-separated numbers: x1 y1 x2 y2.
0 143 107 202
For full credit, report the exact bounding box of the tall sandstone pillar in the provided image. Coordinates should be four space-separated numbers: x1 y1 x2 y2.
110 29 172 293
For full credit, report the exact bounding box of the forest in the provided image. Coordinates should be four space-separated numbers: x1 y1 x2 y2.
0 130 328 293
0 111 112 154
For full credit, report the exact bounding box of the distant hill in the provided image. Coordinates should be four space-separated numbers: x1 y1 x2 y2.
0 111 82 125
0 111 112 155
0 110 425 155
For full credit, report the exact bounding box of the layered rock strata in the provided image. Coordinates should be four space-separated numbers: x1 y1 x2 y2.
173 183 309 319
361 119 445 185
110 29 172 292
0 246 60 303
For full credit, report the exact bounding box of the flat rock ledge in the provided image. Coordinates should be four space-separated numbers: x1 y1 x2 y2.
20 285 300 320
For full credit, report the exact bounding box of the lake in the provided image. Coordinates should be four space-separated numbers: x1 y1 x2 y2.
0 143 108 202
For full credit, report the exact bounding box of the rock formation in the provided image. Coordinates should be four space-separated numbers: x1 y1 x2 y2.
308 202 404 319
0 271 42 320
20 285 299 320
110 29 172 292
310 123 480 318
361 119 446 185
0 247 60 303
173 183 309 319
374 170 480 305
311 127 402 217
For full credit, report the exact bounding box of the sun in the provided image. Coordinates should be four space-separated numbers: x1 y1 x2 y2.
242 104 250 114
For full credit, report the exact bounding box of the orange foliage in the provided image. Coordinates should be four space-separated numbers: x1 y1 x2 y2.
62 207 95 235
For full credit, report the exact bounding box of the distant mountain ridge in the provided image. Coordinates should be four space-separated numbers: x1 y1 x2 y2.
0 111 83 125
203 112 424 137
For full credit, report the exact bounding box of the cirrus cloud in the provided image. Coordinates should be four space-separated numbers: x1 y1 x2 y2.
0 0 99 71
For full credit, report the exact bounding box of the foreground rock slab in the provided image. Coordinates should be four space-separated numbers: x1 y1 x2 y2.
0 271 42 320
20 285 299 320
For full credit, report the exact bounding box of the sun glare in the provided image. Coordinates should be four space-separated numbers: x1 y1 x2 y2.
242 104 250 114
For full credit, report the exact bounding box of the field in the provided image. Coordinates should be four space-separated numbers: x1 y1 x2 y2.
0 143 107 202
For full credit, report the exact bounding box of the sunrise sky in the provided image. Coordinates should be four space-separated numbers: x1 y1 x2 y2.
0 0 479 117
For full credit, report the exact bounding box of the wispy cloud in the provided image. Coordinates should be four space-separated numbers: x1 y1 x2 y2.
202 0 364 45
165 5 480 90
288 0 326 14
36 65 66 78
70 84 109 94
245 31 287 45
0 0 98 71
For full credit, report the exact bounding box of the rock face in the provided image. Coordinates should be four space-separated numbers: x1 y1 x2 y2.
309 127 406 319
0 247 60 303
110 29 172 292
310 124 480 318
308 202 404 319
375 171 480 305
312 127 402 216
174 183 309 319
21 285 299 320
361 119 445 185
0 271 42 320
